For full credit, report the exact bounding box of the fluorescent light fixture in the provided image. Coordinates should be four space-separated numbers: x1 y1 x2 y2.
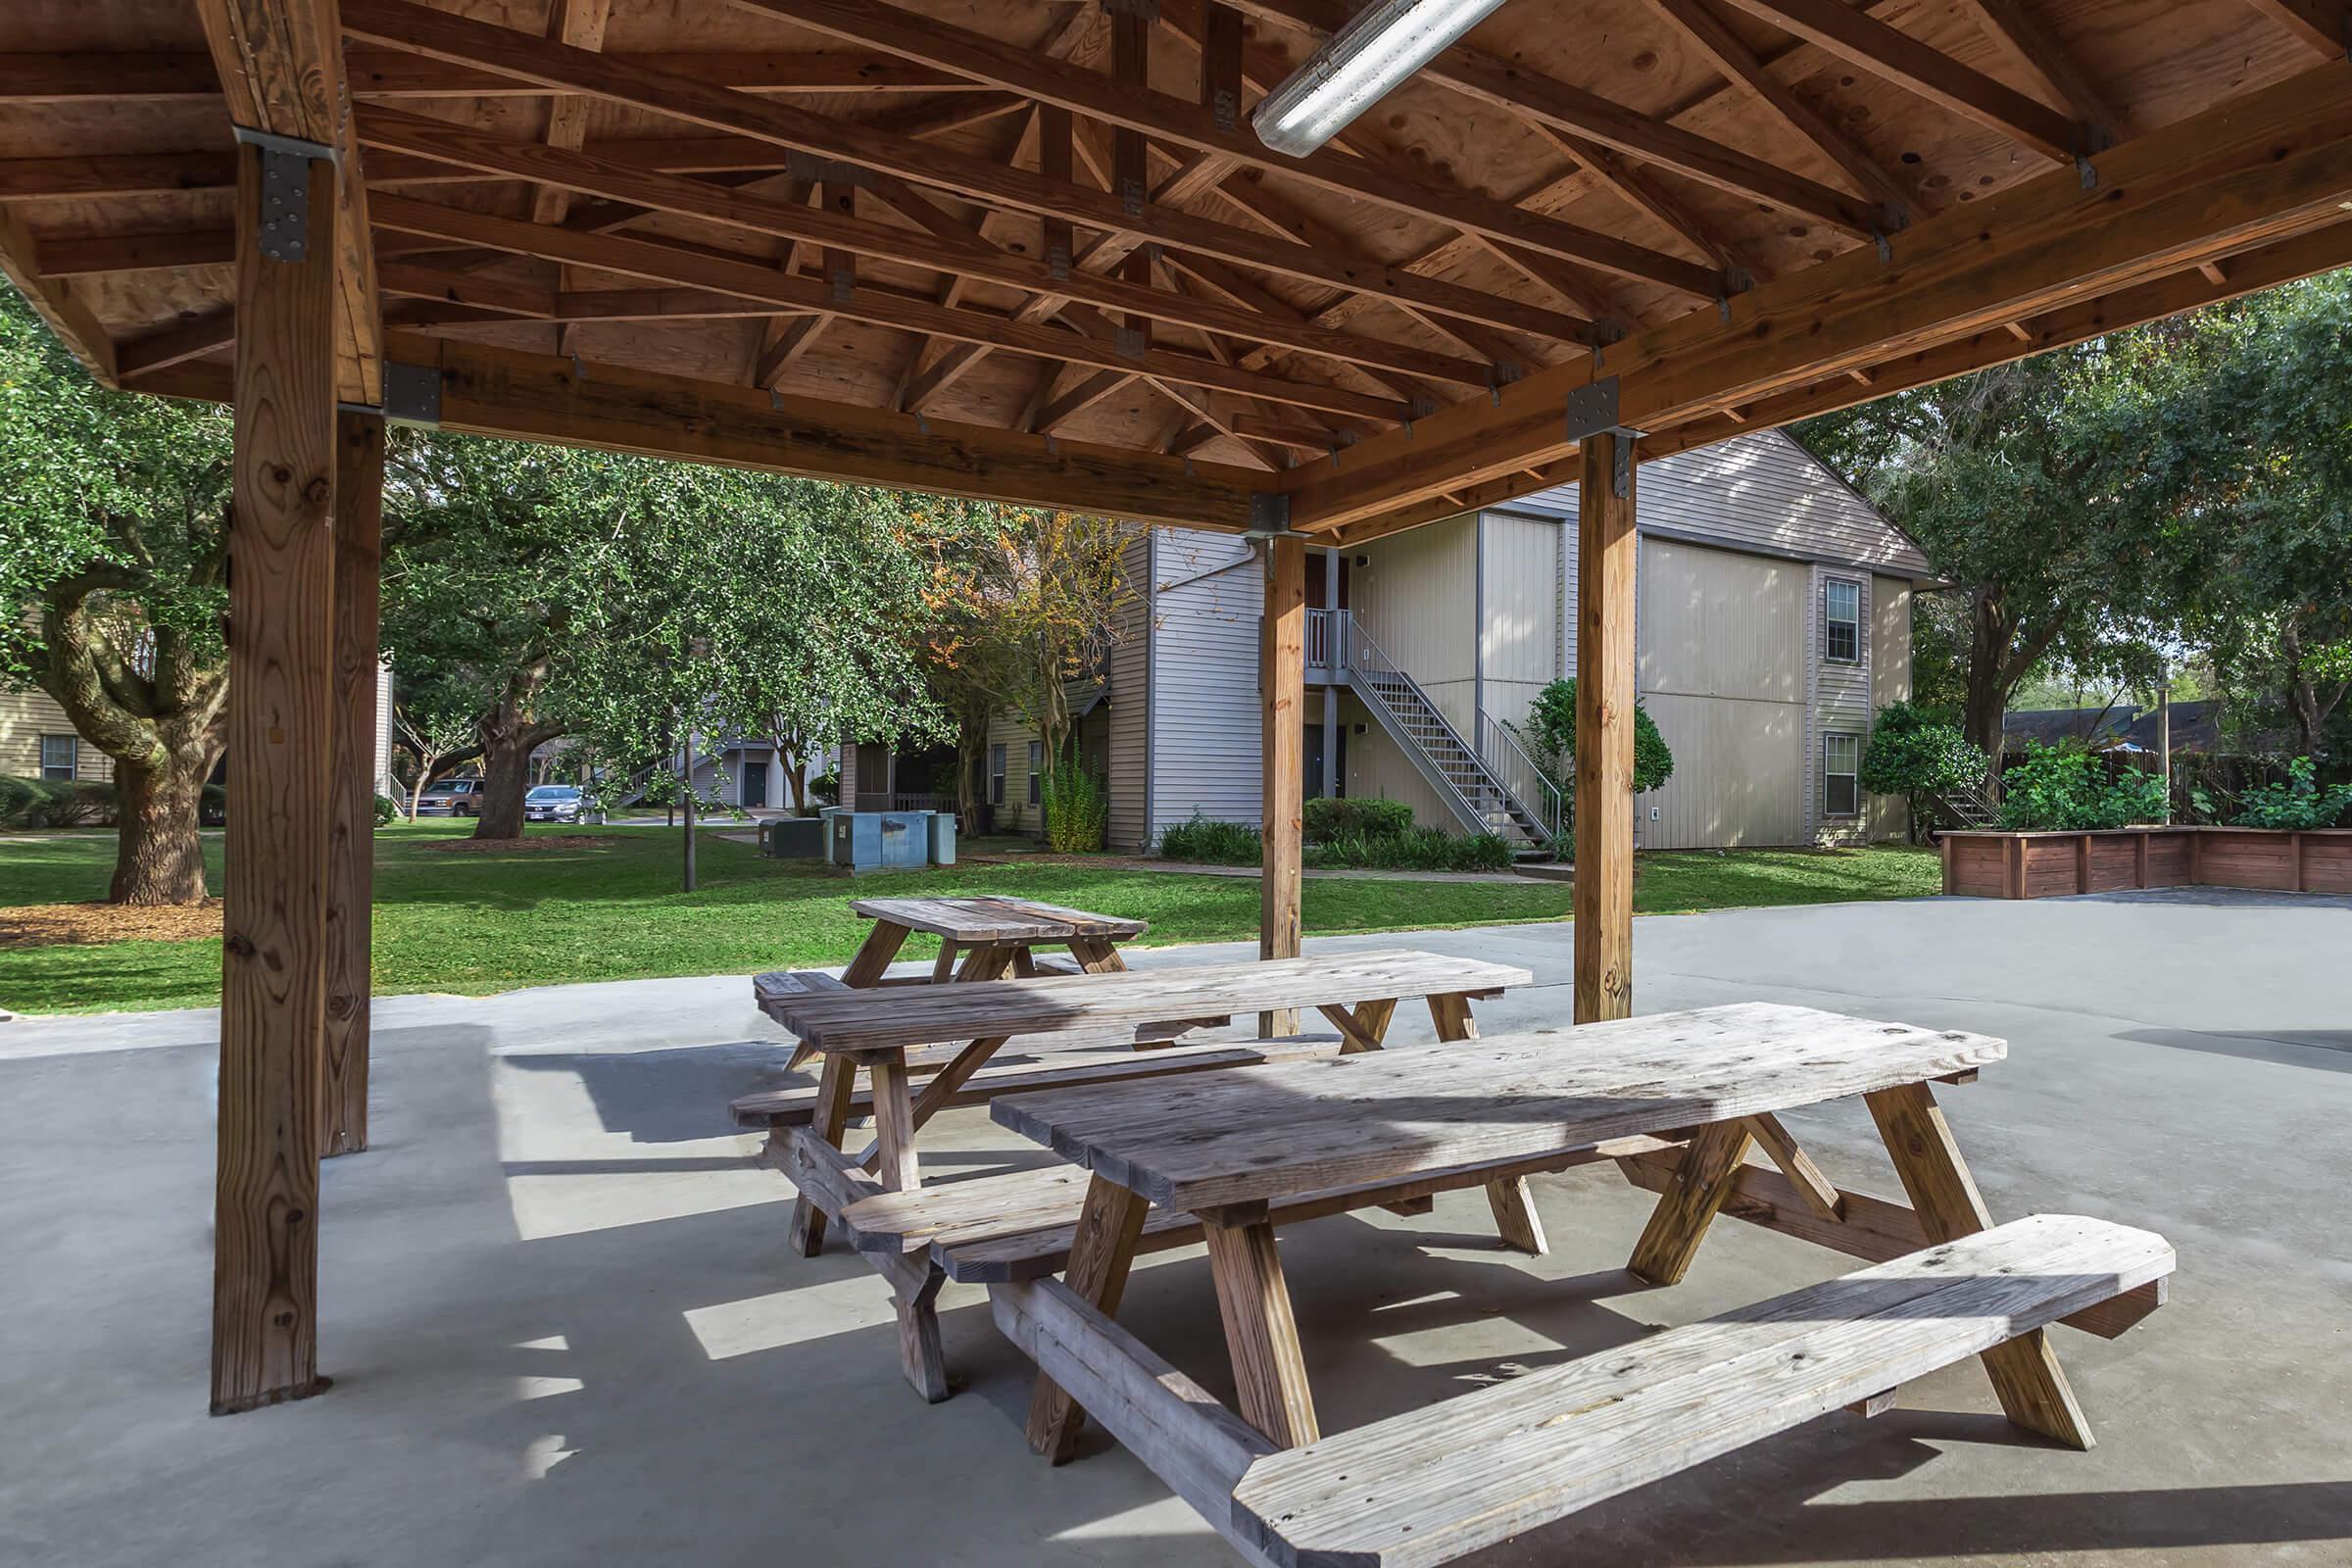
1251 0 1512 160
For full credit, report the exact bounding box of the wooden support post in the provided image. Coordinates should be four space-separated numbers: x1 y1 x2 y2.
788 1053 855 1256
1865 1082 2094 1448
1259 533 1306 1035
1573 429 1637 1023
1029 1173 1152 1461
322 410 383 1159
212 138 340 1416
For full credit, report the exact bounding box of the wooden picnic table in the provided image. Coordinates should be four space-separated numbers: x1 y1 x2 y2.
747 947 1533 1401
844 895 1150 986
986 1003 2174 1566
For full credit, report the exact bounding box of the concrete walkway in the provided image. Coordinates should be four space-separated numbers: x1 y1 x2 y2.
4 890 2349 1565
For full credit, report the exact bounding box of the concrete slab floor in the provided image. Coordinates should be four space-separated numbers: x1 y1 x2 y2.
2 889 2348 1566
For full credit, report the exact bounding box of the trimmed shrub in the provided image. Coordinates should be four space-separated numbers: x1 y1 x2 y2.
1859 700 1990 843
809 770 841 806
1523 677 1674 793
0 774 56 827
374 793 400 828
1041 749 1109 853
1998 742 2168 830
1157 813 1261 864
0 776 116 827
1301 795 1412 842
1305 826 1513 872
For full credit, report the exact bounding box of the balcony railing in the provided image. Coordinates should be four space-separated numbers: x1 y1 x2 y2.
1306 607 1345 678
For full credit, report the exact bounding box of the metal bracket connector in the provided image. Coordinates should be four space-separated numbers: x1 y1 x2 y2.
2077 152 2099 191
1120 177 1146 220
246 141 321 265
1873 230 1894 265
1113 325 1147 359
1564 375 1644 499
1210 87 1240 134
1244 493 1293 534
381 362 442 427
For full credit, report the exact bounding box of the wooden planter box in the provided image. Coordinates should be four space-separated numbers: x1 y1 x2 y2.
1942 826 2352 899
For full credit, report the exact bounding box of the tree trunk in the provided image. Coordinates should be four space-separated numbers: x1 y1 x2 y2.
108 747 217 905
1962 597 2011 781
471 710 556 841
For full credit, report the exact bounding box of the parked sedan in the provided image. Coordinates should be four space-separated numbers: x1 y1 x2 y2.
415 777 484 817
523 785 586 823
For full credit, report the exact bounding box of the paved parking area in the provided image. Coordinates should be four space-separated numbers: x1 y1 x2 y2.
3 888 2347 1565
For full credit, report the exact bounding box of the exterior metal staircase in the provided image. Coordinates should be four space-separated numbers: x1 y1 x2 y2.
1924 781 2001 837
1336 612 1563 854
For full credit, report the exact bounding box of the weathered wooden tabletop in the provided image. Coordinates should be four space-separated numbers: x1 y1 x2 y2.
993 1003 2007 1212
763 949 1534 1058
849 895 1150 943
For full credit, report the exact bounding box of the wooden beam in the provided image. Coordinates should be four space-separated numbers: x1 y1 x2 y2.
1713 0 2088 162
1642 0 1914 217
1259 533 1306 1036
340 0 1604 344
2240 0 2352 55
368 190 1412 422
527 0 615 227
1954 0 2129 135
38 229 237 278
196 0 383 406
1280 61 2352 529
323 411 384 1159
0 206 117 383
1224 0 1886 236
212 137 338 1416
0 151 238 200
724 0 1731 296
1573 429 1637 1025
118 308 239 380
355 108 1489 386
371 333 1269 528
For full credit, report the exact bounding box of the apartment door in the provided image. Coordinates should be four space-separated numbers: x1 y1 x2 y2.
1302 722 1346 799
741 760 768 808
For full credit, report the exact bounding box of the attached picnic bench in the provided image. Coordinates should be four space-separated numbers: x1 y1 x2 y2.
740 947 1534 1402
979 1003 2174 1566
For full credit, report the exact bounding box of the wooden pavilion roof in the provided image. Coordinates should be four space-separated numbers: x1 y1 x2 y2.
3 0 2349 535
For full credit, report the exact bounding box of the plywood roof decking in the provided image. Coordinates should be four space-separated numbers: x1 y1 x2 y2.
2 0 2348 532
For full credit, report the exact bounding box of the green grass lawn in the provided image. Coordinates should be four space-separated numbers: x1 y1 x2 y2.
0 823 1939 1015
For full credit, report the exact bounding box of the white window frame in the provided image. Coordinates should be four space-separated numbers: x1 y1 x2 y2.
39 733 77 781
1823 732 1862 818
1027 740 1044 806
989 744 1006 807
1822 578 1862 665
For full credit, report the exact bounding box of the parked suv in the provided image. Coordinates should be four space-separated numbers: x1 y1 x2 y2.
416 777 485 817
523 785 586 824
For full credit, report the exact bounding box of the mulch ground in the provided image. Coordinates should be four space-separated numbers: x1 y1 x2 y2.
0 899 224 949
420 835 619 855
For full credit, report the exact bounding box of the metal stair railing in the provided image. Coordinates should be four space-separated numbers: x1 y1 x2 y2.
1340 612 1550 848
1478 711 1566 843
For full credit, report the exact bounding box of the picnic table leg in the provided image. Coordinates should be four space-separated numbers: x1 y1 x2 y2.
955 943 1016 982
1202 1216 1320 1447
788 920 911 1070
929 940 960 983
787 1054 857 1257
1012 947 1037 978
864 1051 952 1401
1069 937 1127 973
1315 998 1396 1054
1626 1120 1757 1285
1427 994 1548 1255
1027 1174 1151 1463
1865 1083 2094 1449
858 1035 1015 1174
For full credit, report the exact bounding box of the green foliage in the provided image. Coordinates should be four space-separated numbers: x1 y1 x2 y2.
2230 758 2352 830
374 794 400 829
1158 812 1260 864
0 776 116 828
1997 742 2168 830
1523 677 1674 793
1305 826 1514 872
809 771 841 807
1860 701 1989 841
1041 749 1109 853
1301 796 1413 842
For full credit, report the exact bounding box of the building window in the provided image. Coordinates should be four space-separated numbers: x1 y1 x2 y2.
39 734 77 781
1823 578 1861 663
1823 732 1861 817
1027 740 1044 806
989 744 1006 806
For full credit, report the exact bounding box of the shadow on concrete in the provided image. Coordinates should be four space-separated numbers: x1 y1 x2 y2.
2119 1025 2352 1072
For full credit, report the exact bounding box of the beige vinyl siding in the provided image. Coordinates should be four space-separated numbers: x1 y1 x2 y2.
1348 514 1476 736
0 688 117 783
1478 511 1560 732
1105 531 1152 851
986 710 1045 833
1636 538 1810 849
1867 576 1914 840
1339 691 1462 832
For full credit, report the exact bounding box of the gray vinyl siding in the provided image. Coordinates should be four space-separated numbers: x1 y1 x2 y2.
1502 429 1933 579
1144 528 1264 841
1478 511 1560 733
1106 531 1153 851
1809 565 1875 844
1868 575 1914 841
